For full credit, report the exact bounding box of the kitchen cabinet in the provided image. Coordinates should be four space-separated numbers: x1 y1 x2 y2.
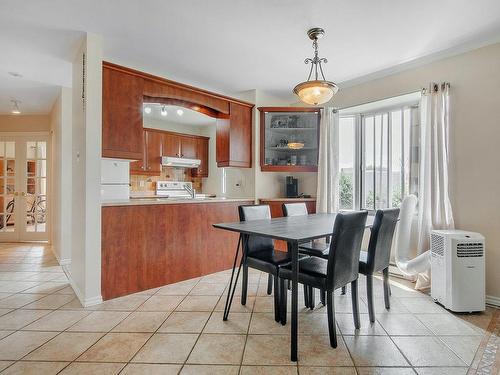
180 137 197 159
102 65 144 159
258 107 320 172
162 133 181 157
216 102 252 168
130 129 162 174
192 137 209 178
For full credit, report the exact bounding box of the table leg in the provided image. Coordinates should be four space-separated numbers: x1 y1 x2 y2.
223 235 244 321
291 240 298 361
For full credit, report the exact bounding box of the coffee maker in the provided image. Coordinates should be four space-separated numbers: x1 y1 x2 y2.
285 176 298 198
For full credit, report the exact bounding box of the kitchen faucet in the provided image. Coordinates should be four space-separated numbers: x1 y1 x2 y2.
184 184 196 199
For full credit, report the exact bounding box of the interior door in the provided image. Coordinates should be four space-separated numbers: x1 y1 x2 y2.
0 135 50 242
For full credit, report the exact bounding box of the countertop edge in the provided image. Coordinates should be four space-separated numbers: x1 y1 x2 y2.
102 198 254 207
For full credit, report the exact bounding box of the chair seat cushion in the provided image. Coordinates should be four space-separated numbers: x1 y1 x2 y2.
247 249 292 275
278 256 328 290
358 250 369 274
299 240 329 258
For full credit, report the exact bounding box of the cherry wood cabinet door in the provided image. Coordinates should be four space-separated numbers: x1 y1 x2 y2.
193 138 209 177
180 137 197 159
130 130 146 173
145 130 163 174
102 67 144 159
162 133 181 157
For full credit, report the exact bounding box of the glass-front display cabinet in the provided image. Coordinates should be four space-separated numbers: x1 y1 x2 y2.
258 107 320 172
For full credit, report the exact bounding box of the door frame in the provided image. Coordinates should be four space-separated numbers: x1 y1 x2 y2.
0 132 51 243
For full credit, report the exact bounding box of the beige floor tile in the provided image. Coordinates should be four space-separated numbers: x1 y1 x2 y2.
77 332 151 362
438 335 482 365
298 313 331 335
0 308 12 316
176 295 220 312
0 330 58 360
112 311 169 332
298 335 354 366
415 368 468 375
121 363 182 374
98 294 150 311
254 296 276 313
299 367 357 375
416 314 484 336
156 280 198 295
0 293 45 308
59 298 101 311
132 333 198 363
1 361 68 375
138 295 184 311
243 335 292 365
343 336 408 367
25 332 104 361
240 365 298 374
204 312 251 334
134 287 161 296
23 310 90 331
0 330 14 340
22 293 75 309
181 364 240 375
376 313 432 335
190 282 227 296
335 313 386 336
397 297 447 313
0 281 39 293
188 333 246 365
355 368 415 375
54 286 76 295
215 295 255 313
59 362 125 374
249 313 290 335
392 336 467 367
21 281 67 294
67 310 130 332
0 361 13 372
201 272 234 283
158 311 211 333
0 309 51 329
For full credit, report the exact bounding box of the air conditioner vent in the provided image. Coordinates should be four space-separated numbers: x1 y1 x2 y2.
431 233 444 256
456 242 484 258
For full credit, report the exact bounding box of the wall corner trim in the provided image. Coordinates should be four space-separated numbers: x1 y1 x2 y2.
486 295 500 308
63 265 103 307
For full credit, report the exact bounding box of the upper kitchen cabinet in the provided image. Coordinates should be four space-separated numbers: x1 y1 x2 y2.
192 137 209 178
102 64 144 159
258 107 320 172
130 129 162 174
216 102 252 168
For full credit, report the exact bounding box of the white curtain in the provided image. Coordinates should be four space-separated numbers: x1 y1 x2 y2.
416 82 455 288
316 108 339 214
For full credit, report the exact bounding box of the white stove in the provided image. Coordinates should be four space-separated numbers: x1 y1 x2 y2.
156 181 194 199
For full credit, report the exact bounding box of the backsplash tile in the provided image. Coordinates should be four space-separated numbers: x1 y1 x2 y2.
130 167 202 193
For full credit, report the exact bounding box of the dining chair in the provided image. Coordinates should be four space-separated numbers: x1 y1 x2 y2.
358 208 400 322
239 204 294 322
282 202 330 308
278 210 368 347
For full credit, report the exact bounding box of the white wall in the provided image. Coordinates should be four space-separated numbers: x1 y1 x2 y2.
330 41 500 303
49 87 72 264
68 33 103 306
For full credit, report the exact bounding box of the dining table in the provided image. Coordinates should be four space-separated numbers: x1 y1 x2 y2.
213 212 374 361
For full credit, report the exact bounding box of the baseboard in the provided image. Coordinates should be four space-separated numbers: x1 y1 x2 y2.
486 295 500 308
51 247 71 266
62 265 103 308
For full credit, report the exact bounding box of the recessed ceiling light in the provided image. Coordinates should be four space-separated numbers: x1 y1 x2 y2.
177 109 184 116
144 106 152 114
8 72 23 78
161 106 167 116
11 100 21 114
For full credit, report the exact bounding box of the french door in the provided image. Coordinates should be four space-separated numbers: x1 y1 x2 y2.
0 135 50 242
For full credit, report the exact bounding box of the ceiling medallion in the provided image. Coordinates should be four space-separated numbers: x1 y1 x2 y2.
293 28 339 106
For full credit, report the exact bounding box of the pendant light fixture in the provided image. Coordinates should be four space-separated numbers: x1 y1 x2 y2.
293 28 339 105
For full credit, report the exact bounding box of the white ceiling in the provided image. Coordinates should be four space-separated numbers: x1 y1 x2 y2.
143 104 216 126
1 0 500 114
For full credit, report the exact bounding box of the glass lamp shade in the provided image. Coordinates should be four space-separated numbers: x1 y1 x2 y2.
293 80 339 105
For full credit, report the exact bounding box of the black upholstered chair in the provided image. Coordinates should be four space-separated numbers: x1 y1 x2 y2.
239 204 293 322
359 208 400 322
278 211 368 348
282 202 330 308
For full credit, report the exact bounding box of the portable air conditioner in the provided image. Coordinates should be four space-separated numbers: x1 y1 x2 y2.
431 230 485 312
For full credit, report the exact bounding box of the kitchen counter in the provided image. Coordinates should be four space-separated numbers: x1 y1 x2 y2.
259 197 317 202
102 197 254 207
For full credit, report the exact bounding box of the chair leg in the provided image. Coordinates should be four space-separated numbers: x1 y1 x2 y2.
366 273 375 323
273 274 280 322
326 291 337 348
341 285 346 295
241 263 248 306
351 280 361 329
303 284 310 308
267 274 273 295
320 289 326 306
309 286 315 310
279 278 287 325
383 267 391 310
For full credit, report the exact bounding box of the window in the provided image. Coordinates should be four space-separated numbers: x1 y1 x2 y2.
338 94 419 210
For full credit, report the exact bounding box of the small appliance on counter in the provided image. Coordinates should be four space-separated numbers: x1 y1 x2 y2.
285 176 298 198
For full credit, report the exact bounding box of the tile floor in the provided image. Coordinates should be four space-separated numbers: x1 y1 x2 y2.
0 243 498 374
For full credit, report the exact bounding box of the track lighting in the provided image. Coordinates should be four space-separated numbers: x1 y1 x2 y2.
161 106 168 116
144 106 151 114
177 109 184 116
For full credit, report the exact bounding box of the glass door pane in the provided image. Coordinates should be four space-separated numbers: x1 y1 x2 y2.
0 141 16 233
26 141 47 233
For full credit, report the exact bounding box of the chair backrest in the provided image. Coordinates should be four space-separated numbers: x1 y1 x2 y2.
326 211 368 290
238 205 274 254
282 202 308 217
366 208 400 273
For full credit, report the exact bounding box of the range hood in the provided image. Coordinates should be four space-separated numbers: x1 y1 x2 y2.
161 156 201 168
